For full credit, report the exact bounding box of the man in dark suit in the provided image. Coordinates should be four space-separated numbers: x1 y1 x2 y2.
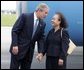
9 3 49 69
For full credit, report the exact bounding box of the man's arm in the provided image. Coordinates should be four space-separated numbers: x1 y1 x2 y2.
37 24 46 53
36 23 46 61
11 14 25 46
11 14 25 55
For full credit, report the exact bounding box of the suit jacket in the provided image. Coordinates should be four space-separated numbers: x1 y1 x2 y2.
10 13 46 60
44 28 69 59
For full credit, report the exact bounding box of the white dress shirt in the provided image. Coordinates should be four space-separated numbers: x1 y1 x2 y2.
32 12 39 38
34 12 39 27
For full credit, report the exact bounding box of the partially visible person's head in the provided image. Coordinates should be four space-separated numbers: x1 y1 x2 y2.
51 12 68 28
35 3 49 19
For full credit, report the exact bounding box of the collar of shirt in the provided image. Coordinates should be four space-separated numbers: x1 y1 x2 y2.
34 12 38 21
34 12 39 26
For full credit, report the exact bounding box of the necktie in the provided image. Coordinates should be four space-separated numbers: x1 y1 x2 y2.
32 19 39 38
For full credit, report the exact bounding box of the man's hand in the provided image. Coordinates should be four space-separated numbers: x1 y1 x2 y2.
36 53 43 62
12 46 18 55
58 59 64 66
